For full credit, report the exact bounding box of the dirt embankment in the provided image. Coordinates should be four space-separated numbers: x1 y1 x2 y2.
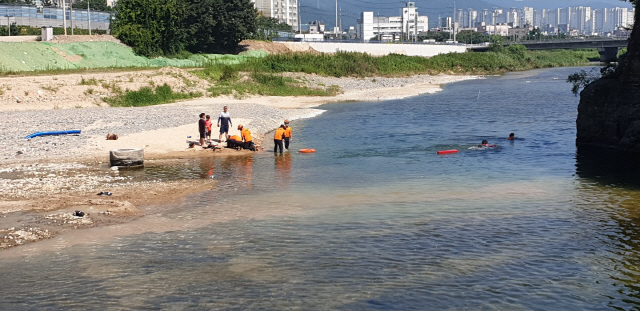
0 66 210 111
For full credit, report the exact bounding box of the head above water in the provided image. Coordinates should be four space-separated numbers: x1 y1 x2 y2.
509 133 515 138
481 140 488 145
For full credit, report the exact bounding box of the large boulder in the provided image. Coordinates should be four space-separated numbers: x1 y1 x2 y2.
577 5 640 153
576 78 640 152
109 148 144 167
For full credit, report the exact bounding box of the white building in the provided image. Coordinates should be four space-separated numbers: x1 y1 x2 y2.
478 23 510 36
357 2 428 41
522 6 534 27
252 0 299 31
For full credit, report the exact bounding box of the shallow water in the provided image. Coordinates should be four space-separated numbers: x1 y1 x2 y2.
4 67 640 310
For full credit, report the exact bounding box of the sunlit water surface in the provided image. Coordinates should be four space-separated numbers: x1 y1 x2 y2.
3 67 640 310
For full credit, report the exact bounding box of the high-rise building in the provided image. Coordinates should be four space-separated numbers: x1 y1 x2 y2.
252 0 299 31
358 2 428 41
522 7 534 27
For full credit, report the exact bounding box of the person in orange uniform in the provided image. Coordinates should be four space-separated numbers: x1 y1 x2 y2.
283 119 292 151
238 124 255 150
274 124 286 154
226 134 243 148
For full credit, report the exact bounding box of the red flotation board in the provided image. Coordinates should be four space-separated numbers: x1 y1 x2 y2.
437 149 459 155
299 149 316 153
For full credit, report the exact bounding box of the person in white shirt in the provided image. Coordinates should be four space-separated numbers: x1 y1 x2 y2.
217 106 232 142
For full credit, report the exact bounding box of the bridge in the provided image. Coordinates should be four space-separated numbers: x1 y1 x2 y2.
470 38 629 62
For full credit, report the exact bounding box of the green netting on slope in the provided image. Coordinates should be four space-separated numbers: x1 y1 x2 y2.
0 42 76 71
0 41 268 72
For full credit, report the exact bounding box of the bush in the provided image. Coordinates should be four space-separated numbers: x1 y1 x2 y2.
114 24 161 57
506 44 527 59
104 83 202 107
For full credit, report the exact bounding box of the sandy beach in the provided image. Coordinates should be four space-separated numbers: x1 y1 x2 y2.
0 70 481 249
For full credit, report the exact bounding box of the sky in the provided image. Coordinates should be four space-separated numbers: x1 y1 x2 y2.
299 0 634 30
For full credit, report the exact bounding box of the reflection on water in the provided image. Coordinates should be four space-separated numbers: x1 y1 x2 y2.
4 67 640 310
576 145 640 189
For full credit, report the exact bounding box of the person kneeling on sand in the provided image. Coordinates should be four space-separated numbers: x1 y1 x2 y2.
226 135 243 149
238 124 256 151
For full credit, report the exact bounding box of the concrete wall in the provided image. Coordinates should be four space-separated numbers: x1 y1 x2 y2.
279 42 467 57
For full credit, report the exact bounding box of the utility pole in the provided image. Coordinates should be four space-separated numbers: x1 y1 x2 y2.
70 4 73 35
453 1 457 42
62 0 67 35
88 0 91 35
335 0 338 36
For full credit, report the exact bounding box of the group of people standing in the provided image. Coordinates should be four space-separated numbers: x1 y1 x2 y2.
197 106 291 153
273 120 293 154
198 106 234 147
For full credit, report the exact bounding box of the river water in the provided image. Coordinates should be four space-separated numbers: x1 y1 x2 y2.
3 67 640 310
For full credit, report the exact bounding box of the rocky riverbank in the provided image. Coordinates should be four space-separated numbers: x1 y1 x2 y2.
0 70 481 250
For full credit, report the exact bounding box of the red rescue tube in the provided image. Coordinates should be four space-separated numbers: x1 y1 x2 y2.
299 149 316 153
437 149 459 155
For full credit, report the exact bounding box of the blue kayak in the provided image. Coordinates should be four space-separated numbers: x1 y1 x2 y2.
25 130 81 139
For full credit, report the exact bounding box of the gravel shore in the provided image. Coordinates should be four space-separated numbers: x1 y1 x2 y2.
1 102 322 163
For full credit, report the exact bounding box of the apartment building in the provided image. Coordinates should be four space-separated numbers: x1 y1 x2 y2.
252 0 298 31
357 2 428 41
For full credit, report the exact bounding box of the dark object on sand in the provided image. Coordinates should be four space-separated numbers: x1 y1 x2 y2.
109 148 144 167
73 210 85 217
25 130 81 139
106 133 119 140
97 191 112 196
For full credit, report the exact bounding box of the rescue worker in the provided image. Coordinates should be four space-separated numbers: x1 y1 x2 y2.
274 124 286 154
226 134 243 149
283 119 292 150
238 124 255 150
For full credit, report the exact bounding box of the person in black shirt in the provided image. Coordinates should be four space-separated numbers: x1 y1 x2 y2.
198 113 206 146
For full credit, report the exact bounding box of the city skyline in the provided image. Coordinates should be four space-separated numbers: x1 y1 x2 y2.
299 0 634 31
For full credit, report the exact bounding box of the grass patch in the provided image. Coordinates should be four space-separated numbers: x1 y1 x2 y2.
194 47 597 97
79 77 98 86
104 83 202 107
222 48 598 77
84 88 94 95
208 72 342 98
41 85 59 93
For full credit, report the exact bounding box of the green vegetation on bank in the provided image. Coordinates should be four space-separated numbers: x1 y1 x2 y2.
103 83 202 107
0 42 266 74
196 46 598 79
194 66 341 98
188 46 596 98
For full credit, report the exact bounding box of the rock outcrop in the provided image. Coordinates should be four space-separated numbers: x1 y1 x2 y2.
577 4 640 152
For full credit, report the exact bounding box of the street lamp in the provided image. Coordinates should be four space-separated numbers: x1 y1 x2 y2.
5 15 13 37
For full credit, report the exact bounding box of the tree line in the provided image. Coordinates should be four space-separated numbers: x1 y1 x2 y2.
111 0 291 57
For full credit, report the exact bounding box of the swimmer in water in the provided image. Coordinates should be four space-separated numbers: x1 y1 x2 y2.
507 133 516 140
479 139 489 147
